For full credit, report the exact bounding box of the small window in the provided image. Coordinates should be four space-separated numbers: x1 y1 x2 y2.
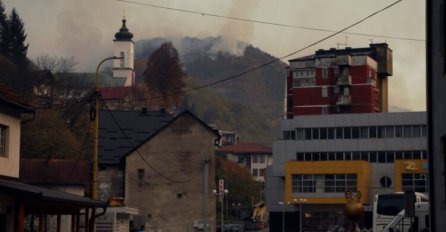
395 126 403 137
305 128 312 140
334 66 339 77
252 169 258 176
304 153 312 161
386 126 394 138
370 126 377 138
296 153 305 161
137 168 145 179
312 128 320 140
344 127 351 139
322 68 328 79
0 125 7 157
320 128 328 139
322 86 328 98
120 51 125 68
360 127 369 138
404 126 412 138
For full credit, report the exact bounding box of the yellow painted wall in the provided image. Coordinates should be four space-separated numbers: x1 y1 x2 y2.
285 161 370 204
394 159 428 192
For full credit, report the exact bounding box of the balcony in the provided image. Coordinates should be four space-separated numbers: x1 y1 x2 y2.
336 74 352 85
336 94 352 105
336 55 352 66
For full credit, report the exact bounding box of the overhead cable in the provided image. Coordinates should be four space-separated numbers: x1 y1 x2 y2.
117 0 423 42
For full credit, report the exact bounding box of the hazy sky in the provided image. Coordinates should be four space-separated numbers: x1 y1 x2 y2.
3 0 425 111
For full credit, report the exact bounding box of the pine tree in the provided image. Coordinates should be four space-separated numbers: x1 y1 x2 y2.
7 8 28 68
0 1 8 55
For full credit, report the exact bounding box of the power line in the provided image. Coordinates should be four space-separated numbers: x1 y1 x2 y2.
112 0 404 103
117 0 423 42
101 98 198 184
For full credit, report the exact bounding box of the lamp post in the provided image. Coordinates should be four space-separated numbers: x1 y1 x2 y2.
92 56 123 200
278 201 285 232
232 202 241 220
298 198 307 232
213 188 228 232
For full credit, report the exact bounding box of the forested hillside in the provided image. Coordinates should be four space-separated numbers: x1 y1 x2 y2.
136 37 287 144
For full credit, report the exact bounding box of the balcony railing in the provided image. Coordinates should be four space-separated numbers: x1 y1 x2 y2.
336 74 352 86
336 94 351 105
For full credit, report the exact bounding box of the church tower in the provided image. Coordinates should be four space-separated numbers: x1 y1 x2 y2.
113 17 134 87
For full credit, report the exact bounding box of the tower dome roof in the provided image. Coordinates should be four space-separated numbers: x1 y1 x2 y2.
114 18 133 41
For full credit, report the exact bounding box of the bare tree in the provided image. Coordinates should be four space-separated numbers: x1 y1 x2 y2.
33 54 77 74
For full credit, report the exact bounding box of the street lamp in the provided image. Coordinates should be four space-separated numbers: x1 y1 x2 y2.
213 189 229 232
92 56 123 200
232 202 241 220
278 201 285 232
298 198 307 232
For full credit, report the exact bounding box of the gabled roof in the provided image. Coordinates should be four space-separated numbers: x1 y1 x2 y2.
124 110 220 158
20 159 89 185
218 142 272 154
99 109 174 165
0 84 34 116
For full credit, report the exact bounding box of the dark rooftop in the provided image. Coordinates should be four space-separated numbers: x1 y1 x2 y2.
98 109 174 165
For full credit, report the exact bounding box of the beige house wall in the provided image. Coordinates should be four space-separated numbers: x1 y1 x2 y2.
125 114 217 232
0 112 21 179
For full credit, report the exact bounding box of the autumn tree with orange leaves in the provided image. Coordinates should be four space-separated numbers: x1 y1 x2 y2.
143 42 186 110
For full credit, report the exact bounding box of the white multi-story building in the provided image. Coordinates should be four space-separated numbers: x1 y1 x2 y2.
218 143 273 182
267 112 428 231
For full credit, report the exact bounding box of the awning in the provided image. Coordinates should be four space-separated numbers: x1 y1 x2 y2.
0 178 106 214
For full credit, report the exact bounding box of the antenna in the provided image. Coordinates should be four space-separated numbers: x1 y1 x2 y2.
369 39 373 44
123 8 126 19
337 36 348 49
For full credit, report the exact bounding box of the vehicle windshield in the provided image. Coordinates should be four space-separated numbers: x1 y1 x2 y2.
377 194 405 216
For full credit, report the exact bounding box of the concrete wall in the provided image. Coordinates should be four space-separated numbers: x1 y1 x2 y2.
125 113 217 232
98 166 124 201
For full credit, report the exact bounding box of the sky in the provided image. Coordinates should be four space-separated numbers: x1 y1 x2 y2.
3 0 426 111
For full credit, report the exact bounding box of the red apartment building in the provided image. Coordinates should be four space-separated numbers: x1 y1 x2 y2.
286 43 393 118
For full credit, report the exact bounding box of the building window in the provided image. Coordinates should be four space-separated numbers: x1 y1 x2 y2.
292 174 357 193
322 68 328 79
252 155 259 163
0 125 7 157
380 176 392 188
252 169 259 176
402 173 428 193
360 127 369 138
137 168 145 179
283 130 296 140
120 51 125 68
293 69 316 87
258 155 266 163
259 168 266 177
296 128 304 140
322 86 328 98
322 106 329 115
238 156 245 164
334 66 339 77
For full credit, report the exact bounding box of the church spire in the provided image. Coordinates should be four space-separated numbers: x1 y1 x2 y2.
114 17 133 41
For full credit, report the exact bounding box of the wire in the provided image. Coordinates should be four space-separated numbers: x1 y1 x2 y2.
101 98 198 184
117 0 423 42
65 120 92 188
111 0 404 103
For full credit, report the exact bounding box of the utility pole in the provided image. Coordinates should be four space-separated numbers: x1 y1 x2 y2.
203 158 209 232
91 56 123 200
